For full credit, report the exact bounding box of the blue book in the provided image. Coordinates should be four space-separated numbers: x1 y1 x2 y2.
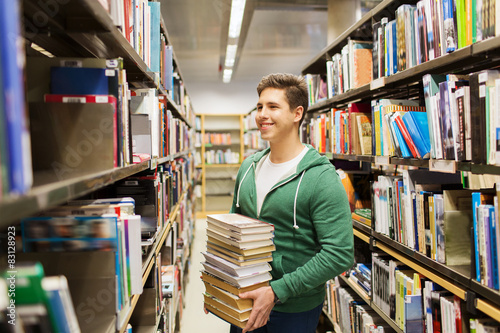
390 114 412 158
402 111 431 159
148 2 161 73
405 294 424 333
442 0 457 53
50 67 110 95
489 205 499 290
472 192 482 282
42 275 80 333
0 0 32 194
391 20 398 75
21 215 124 310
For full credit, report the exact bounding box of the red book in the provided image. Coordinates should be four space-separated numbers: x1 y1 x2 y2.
44 94 118 167
393 113 420 158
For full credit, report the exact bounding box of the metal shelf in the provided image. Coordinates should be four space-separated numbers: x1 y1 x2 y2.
0 161 149 228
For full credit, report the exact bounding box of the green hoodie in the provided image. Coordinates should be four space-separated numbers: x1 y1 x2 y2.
230 144 354 313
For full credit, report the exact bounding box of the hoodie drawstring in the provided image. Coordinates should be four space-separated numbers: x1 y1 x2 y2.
236 164 254 208
293 171 306 229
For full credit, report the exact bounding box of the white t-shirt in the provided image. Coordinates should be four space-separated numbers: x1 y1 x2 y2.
255 146 308 215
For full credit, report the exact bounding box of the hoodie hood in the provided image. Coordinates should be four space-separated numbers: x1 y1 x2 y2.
235 144 334 228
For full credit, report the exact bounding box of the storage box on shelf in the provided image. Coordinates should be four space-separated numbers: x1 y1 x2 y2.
0 1 196 332
301 0 500 330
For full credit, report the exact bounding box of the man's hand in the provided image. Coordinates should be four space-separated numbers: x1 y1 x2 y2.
239 286 275 333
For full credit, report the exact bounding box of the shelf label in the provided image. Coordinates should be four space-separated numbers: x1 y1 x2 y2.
429 159 456 173
150 158 158 170
371 77 385 90
375 156 390 165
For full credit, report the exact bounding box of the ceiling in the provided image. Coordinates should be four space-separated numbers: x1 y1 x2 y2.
160 0 329 115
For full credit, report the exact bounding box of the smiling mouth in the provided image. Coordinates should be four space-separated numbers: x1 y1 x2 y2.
260 123 274 129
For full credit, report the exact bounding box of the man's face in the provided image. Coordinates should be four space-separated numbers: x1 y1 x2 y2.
255 88 302 144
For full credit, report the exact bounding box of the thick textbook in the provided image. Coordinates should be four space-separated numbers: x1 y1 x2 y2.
207 213 274 234
203 293 252 321
207 229 274 250
203 282 253 310
205 302 247 329
207 221 273 242
206 245 272 267
201 272 269 296
202 252 272 278
202 261 272 288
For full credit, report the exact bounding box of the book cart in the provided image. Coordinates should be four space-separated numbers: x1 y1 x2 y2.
0 1 199 332
301 0 500 332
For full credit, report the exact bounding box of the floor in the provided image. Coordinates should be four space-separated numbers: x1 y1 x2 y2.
179 218 231 333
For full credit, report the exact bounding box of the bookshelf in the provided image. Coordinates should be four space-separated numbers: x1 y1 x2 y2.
243 109 269 159
197 114 244 217
0 1 197 332
301 0 500 331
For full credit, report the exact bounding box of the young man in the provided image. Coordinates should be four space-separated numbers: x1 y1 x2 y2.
228 73 354 333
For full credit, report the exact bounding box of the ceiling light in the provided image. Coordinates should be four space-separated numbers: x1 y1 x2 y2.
224 44 238 67
223 69 233 83
228 0 246 39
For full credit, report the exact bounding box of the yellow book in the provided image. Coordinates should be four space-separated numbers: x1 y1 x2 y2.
203 282 253 310
205 302 246 329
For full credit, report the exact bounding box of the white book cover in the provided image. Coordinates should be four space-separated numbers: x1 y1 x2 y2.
202 252 271 278
201 262 272 288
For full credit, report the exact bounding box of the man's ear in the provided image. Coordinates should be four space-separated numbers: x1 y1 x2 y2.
294 106 304 123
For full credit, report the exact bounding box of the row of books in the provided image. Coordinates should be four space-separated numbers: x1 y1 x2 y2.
0 55 195 193
371 252 468 333
372 168 500 291
20 197 143 328
373 170 468 263
322 0 500 100
131 88 191 161
326 278 391 333
107 0 196 122
305 68 500 166
244 131 269 151
106 0 175 91
243 110 258 131
204 132 233 146
205 149 240 165
326 39 373 98
201 214 275 329
423 71 500 164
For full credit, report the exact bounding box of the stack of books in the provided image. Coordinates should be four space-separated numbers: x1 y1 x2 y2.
201 213 276 328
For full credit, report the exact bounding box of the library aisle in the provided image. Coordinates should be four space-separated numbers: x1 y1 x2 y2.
180 218 231 333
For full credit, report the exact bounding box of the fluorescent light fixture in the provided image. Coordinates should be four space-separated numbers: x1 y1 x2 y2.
222 0 246 83
228 0 247 39
224 44 238 67
223 69 233 83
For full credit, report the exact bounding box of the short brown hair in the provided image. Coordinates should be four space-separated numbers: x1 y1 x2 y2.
257 73 308 125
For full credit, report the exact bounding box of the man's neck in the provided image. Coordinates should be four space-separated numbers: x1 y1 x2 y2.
268 138 305 164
